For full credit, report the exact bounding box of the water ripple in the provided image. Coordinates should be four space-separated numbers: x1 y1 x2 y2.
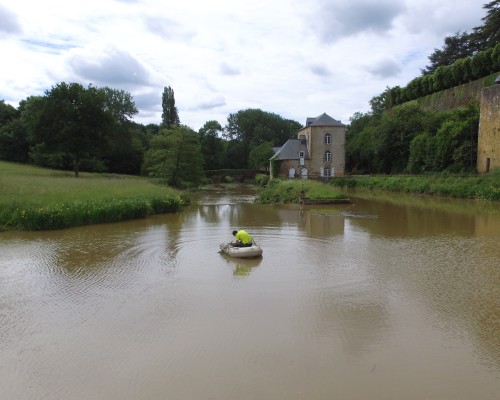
1 192 500 399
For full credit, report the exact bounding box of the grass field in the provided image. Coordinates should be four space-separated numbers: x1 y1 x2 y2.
0 161 190 231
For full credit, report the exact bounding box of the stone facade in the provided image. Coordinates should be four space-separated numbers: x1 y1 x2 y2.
271 113 345 179
477 84 500 173
298 116 345 178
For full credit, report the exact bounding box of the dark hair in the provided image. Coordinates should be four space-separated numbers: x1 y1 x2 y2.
232 230 238 236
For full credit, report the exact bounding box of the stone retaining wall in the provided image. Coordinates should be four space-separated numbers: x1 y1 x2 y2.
477 84 500 173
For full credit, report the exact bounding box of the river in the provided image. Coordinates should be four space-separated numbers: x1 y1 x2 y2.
1 184 499 400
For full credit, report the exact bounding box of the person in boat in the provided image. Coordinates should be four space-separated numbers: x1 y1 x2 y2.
231 229 253 247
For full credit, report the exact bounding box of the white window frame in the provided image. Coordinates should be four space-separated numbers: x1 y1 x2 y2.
324 151 332 162
324 133 331 144
324 167 331 177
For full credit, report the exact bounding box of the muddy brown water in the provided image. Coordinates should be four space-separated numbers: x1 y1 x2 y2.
1 184 499 399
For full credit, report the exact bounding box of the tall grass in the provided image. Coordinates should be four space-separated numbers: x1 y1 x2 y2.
256 179 347 204
0 161 190 231
331 170 500 201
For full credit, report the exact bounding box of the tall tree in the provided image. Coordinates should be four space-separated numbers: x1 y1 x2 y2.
142 125 204 187
0 101 28 162
101 87 138 124
198 120 226 170
199 120 223 138
0 100 19 127
224 109 301 168
248 141 274 170
161 86 180 128
375 105 428 173
421 31 474 75
225 140 246 169
0 120 30 163
345 112 378 174
369 87 394 115
29 82 113 177
473 0 500 50
99 87 141 173
422 1 500 75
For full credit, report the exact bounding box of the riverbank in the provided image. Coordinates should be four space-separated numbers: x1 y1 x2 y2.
0 161 190 231
256 179 347 204
256 171 500 204
329 171 500 201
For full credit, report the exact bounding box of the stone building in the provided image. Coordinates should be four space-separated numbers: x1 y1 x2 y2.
477 77 500 173
270 113 345 179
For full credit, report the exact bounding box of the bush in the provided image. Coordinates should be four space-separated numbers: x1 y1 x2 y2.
256 179 346 204
255 173 269 186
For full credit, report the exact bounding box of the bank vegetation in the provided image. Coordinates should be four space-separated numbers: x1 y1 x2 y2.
256 179 347 204
330 170 500 201
0 161 190 231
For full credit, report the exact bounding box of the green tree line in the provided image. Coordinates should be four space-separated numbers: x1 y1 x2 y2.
422 0 499 74
0 84 300 187
1 2 497 184
346 103 479 174
370 1 500 112
347 1 497 175
372 44 499 111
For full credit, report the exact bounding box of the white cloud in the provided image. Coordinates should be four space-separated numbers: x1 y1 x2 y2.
310 64 332 77
220 63 241 76
367 57 403 78
143 16 195 41
398 0 485 36
311 0 406 42
188 95 227 111
67 46 158 87
0 4 22 35
0 0 486 130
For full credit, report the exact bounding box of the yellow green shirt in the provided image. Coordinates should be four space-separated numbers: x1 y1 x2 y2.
235 230 252 244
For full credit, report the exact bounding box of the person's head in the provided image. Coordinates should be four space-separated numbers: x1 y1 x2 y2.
232 230 238 236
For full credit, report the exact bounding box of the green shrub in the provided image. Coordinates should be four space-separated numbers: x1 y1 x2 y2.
255 174 269 186
257 179 346 204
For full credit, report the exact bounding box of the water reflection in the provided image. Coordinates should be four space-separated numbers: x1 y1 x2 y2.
219 254 263 278
1 184 499 400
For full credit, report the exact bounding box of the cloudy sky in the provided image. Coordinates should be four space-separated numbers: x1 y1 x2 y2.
0 0 486 130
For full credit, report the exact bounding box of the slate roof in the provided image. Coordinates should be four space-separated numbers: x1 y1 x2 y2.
270 139 310 161
305 112 344 127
